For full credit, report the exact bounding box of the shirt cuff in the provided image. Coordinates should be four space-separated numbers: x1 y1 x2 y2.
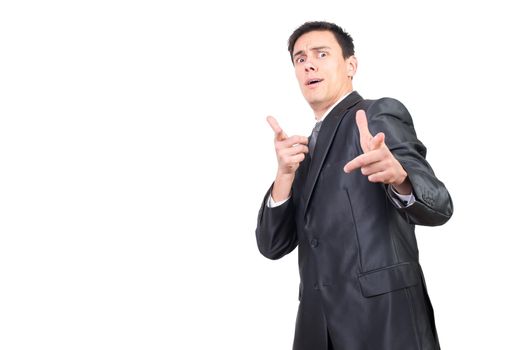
388 185 415 208
267 195 290 208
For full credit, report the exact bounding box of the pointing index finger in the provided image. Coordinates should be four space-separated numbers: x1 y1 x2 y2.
267 116 288 140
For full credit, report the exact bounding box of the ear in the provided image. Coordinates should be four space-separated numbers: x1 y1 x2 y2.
346 55 358 78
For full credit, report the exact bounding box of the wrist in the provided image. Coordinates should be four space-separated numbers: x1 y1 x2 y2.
272 172 295 202
276 169 295 181
392 172 412 195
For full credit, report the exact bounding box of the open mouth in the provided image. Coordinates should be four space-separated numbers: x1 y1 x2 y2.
306 78 324 86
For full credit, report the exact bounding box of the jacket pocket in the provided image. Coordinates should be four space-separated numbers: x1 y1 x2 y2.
358 261 420 298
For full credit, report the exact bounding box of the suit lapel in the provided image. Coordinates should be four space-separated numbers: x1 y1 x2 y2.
303 91 363 216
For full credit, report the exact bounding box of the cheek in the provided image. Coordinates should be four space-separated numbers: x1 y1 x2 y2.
295 70 305 86
329 68 347 87
295 65 304 78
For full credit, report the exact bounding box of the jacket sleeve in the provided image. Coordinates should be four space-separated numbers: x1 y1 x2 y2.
255 184 299 260
366 98 454 226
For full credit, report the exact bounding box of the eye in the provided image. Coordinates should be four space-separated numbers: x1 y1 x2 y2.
296 57 306 64
318 51 328 58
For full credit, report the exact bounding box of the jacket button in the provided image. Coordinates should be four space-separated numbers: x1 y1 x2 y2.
310 238 318 248
313 283 319 290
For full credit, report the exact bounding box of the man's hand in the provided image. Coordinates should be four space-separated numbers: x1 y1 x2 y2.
267 116 309 201
343 110 412 195
267 116 309 176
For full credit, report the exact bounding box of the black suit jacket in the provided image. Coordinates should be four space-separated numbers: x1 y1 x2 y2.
256 92 453 350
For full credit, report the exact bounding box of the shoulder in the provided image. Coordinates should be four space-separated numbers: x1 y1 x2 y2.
354 97 418 140
363 97 414 129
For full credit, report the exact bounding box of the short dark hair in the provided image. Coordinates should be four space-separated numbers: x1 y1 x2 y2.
287 21 355 62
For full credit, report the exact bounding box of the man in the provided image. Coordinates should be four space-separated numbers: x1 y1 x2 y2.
255 21 453 350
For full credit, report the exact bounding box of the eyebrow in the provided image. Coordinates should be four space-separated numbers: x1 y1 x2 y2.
293 46 331 59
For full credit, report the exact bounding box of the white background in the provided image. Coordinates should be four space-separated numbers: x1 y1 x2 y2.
1 0 523 349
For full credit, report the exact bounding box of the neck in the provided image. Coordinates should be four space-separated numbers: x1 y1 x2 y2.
312 90 353 121
313 104 330 120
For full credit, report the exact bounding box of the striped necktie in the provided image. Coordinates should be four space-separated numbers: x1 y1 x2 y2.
309 120 323 156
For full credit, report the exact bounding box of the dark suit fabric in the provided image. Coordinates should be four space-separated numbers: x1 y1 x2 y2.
256 92 453 350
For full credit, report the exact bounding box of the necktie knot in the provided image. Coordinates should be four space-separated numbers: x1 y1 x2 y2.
313 120 322 133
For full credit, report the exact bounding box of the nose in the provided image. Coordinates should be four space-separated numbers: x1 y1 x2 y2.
305 60 317 72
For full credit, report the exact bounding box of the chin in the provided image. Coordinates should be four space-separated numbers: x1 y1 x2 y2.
304 95 325 107
302 91 320 103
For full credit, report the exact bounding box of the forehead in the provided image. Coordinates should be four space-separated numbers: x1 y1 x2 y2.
293 30 341 54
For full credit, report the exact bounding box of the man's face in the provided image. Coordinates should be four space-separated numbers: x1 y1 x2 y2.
292 30 356 113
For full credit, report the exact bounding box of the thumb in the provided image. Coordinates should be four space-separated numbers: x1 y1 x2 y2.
369 132 385 150
356 110 373 152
